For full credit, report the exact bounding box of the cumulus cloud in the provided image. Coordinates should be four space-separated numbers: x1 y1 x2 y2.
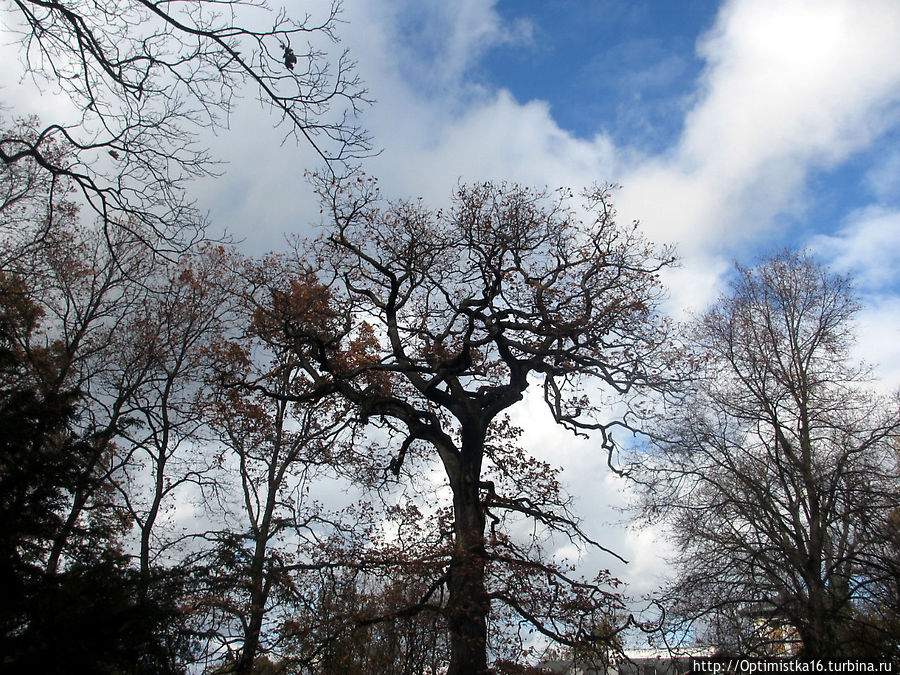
810 206 900 390
853 295 900 391
811 206 900 289
608 0 900 312
310 0 900 319
686 0 900 172
384 0 534 97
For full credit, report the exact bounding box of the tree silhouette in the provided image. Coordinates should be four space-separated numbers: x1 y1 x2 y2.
1 0 370 252
252 179 677 673
633 252 900 660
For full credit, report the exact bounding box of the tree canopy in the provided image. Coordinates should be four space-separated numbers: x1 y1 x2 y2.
632 251 900 661
243 178 679 673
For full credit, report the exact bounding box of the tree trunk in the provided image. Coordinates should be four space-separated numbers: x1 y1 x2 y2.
234 550 268 674
801 580 840 661
46 487 88 575
446 425 489 675
139 449 167 586
235 501 275 674
46 441 107 575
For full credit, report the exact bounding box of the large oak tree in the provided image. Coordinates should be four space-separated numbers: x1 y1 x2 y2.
257 179 677 673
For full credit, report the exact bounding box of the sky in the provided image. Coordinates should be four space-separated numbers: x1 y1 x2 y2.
199 0 900 350
187 0 900 627
5 0 900 644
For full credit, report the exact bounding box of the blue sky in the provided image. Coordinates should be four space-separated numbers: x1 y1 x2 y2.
479 1 717 149
207 0 900 371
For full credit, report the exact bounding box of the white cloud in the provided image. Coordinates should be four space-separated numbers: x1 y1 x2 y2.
190 0 900 314
116 0 900 635
853 295 900 391
332 0 900 324
809 205 900 393
620 523 674 596
616 0 900 261
368 92 619 205
810 206 900 289
659 261 731 320
686 0 900 172
510 387 674 605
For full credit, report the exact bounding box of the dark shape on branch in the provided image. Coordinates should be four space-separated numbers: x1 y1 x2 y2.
283 46 297 71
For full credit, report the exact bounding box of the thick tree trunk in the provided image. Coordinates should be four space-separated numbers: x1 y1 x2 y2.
235 580 266 675
799 578 842 661
446 426 490 675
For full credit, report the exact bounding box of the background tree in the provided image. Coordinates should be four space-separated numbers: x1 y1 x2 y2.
114 246 236 586
0 270 191 673
0 217 156 575
0 117 79 266
1 0 370 250
0 164 218 667
281 570 451 674
632 251 900 661
844 464 900 663
0 270 79 655
257 179 677 673
0 1 375 660
202 273 352 673
199 252 452 673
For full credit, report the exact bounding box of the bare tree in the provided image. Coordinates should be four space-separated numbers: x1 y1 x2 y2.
113 246 237 584
0 209 202 671
632 252 900 660
252 179 677 673
193 253 355 672
1 0 370 250
0 117 80 265
282 570 451 674
1 217 158 574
